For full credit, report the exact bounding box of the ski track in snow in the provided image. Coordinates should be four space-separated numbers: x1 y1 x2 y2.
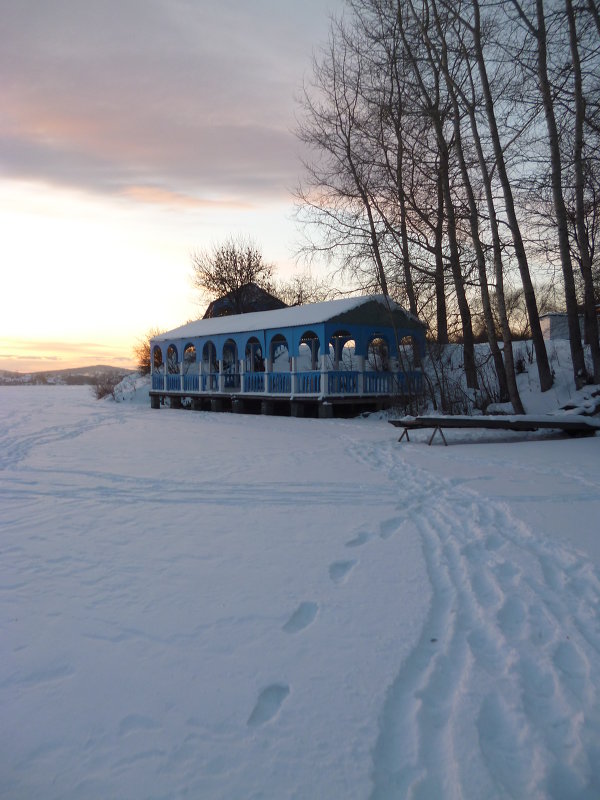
336 430 600 799
242 419 599 795
0 407 121 472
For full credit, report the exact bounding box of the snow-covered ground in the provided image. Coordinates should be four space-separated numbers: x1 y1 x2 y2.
2 384 600 799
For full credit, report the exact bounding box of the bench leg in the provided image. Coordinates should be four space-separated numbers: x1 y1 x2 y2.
428 426 448 446
398 428 410 443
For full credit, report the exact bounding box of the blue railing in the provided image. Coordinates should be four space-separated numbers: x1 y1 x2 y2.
183 374 199 392
166 374 181 391
364 372 392 393
223 373 241 390
328 371 359 394
296 372 321 394
244 373 265 392
268 373 292 393
154 368 423 397
397 370 423 394
202 373 219 391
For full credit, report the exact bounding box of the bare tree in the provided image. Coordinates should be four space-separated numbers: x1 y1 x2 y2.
508 0 589 387
133 327 164 376
464 0 553 390
272 272 336 306
396 0 479 388
565 0 600 381
191 236 274 313
296 0 598 400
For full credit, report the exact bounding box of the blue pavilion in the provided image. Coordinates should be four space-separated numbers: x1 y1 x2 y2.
150 295 426 416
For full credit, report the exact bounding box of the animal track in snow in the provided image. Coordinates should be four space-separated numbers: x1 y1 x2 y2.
282 602 318 634
247 684 290 727
328 560 356 584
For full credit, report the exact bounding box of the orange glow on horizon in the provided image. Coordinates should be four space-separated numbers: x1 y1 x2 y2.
0 337 136 374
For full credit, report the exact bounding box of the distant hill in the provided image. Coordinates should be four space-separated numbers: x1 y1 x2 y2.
0 365 135 386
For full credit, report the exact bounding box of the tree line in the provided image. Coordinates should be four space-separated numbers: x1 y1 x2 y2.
296 0 600 410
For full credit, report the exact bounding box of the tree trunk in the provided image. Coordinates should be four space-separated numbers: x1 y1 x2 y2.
394 122 423 366
566 0 600 381
528 0 589 387
586 0 600 38
435 164 449 343
438 146 479 390
471 0 553 391
430 1 509 401
468 103 525 412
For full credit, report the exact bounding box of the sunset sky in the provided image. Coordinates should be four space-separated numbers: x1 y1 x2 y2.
1 0 344 372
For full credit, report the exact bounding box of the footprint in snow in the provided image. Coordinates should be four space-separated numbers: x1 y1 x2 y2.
329 560 356 584
497 595 527 642
118 714 160 737
247 684 290 727
282 602 318 634
345 531 372 548
379 517 404 540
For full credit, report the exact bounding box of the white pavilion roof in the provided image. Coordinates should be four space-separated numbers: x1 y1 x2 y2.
153 295 409 342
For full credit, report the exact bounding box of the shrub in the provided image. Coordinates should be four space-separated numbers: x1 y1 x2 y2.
92 375 121 400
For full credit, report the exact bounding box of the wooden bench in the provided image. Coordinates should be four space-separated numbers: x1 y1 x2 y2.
389 414 600 445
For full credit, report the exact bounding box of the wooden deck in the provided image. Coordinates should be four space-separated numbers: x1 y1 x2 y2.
390 414 600 445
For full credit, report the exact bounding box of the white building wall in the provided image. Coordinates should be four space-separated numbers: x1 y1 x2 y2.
541 313 584 340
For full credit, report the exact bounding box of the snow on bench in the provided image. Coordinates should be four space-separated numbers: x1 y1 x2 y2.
390 413 600 446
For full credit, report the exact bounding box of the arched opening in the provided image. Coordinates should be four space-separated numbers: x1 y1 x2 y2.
202 341 217 371
222 339 238 373
222 339 240 389
329 330 352 370
367 335 389 371
152 345 163 371
328 330 358 394
245 337 264 372
298 331 320 371
202 341 218 391
398 335 416 370
269 334 291 394
341 339 357 370
167 344 179 374
270 334 290 372
183 343 196 374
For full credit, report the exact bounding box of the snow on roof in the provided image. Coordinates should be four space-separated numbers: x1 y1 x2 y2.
153 295 411 342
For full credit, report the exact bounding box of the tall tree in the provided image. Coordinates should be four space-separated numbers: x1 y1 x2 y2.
467 0 554 390
565 0 600 381
509 0 589 387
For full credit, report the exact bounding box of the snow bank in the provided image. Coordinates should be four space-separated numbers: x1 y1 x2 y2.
112 373 150 404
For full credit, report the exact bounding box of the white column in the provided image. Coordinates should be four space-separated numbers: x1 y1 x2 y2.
320 353 328 397
264 350 272 394
218 359 224 393
290 355 297 396
357 355 365 395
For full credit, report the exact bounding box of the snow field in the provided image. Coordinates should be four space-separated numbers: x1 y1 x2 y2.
1 386 600 799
